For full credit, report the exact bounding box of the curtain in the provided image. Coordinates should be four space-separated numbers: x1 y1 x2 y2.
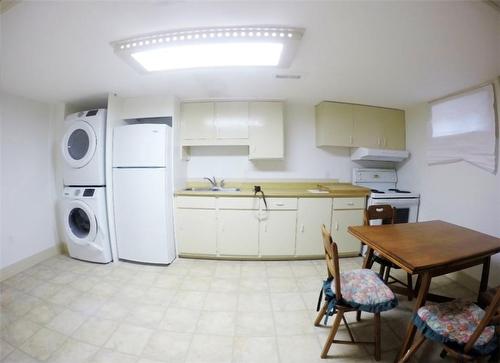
427 84 497 173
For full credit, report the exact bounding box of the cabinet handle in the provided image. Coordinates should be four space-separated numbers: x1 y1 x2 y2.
347 202 354 206
264 223 267 232
383 137 387 147
349 136 353 144
377 137 381 146
335 223 339 231
300 224 304 233
275 202 285 206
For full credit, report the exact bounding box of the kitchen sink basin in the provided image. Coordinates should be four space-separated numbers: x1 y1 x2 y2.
183 187 241 192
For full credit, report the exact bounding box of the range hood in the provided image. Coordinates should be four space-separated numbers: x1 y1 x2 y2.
351 147 409 162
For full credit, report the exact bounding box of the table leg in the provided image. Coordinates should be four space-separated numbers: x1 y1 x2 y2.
395 271 432 362
479 256 490 297
362 247 374 269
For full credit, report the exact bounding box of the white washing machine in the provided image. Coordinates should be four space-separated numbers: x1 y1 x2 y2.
62 109 107 186
61 187 112 263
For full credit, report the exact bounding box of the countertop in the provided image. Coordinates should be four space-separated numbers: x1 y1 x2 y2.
174 181 370 198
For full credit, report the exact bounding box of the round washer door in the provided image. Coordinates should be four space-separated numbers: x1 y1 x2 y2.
64 200 97 244
61 121 97 168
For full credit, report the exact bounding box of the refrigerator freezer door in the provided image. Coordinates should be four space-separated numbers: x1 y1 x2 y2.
113 124 169 167
113 168 175 264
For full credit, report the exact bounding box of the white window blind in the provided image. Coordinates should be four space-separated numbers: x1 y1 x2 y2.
427 84 497 173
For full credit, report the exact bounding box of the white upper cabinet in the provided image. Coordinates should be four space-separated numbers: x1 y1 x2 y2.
315 101 405 150
214 102 249 139
249 101 284 160
381 108 405 150
181 102 215 141
315 102 354 147
180 100 284 159
352 105 385 148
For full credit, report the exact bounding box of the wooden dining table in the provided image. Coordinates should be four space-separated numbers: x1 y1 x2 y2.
348 220 500 362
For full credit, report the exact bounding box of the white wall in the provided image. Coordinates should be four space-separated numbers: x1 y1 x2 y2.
398 80 500 286
0 92 59 269
186 102 357 181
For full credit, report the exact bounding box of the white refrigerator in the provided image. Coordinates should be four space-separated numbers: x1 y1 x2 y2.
112 124 176 264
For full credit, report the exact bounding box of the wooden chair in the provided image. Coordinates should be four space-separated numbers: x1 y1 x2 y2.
399 286 500 362
479 287 500 363
315 225 398 361
365 205 414 301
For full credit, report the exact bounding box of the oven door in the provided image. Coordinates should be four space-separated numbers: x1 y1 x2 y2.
368 198 420 223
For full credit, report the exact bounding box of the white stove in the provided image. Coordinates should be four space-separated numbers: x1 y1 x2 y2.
352 168 420 223
370 190 420 199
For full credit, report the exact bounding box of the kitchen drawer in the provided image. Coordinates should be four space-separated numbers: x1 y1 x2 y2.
262 198 298 210
176 196 216 209
332 197 365 210
217 197 259 210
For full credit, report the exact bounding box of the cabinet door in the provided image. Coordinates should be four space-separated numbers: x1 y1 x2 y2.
260 211 297 256
352 106 384 148
331 209 364 255
296 198 332 256
181 102 215 140
218 210 259 256
315 102 354 147
249 102 284 159
175 209 217 255
381 109 405 150
214 102 249 139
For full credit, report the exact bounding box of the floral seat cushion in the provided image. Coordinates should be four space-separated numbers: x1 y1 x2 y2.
414 300 496 354
325 269 398 313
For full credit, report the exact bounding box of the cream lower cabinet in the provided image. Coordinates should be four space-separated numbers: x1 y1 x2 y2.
175 195 364 258
260 211 297 256
259 198 297 256
296 198 333 256
331 197 365 255
217 210 259 256
217 197 259 256
175 197 217 255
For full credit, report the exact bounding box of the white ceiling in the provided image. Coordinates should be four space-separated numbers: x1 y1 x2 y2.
1 1 499 109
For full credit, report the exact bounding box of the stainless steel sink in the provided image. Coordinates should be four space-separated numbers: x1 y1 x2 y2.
183 187 240 192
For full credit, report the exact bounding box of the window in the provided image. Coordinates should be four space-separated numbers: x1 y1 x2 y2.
427 84 497 173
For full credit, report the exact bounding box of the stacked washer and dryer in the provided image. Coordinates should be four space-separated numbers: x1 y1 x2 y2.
60 109 113 263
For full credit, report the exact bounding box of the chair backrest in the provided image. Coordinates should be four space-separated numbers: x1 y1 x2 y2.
464 285 500 353
364 205 395 226
321 224 342 300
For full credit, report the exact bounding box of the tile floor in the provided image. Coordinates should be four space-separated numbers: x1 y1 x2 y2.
0 255 478 363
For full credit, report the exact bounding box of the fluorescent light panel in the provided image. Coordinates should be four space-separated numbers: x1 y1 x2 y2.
132 43 283 71
112 26 304 72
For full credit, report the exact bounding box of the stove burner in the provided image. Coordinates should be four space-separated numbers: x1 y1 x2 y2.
370 189 385 193
388 188 411 194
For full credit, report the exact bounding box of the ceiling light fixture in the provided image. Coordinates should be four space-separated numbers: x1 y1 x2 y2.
111 26 304 72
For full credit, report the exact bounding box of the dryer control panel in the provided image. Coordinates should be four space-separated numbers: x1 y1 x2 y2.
63 187 96 198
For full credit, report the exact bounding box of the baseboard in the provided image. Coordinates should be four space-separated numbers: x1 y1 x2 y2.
0 244 63 282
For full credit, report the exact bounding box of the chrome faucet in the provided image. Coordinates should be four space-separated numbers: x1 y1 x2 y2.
204 176 217 188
